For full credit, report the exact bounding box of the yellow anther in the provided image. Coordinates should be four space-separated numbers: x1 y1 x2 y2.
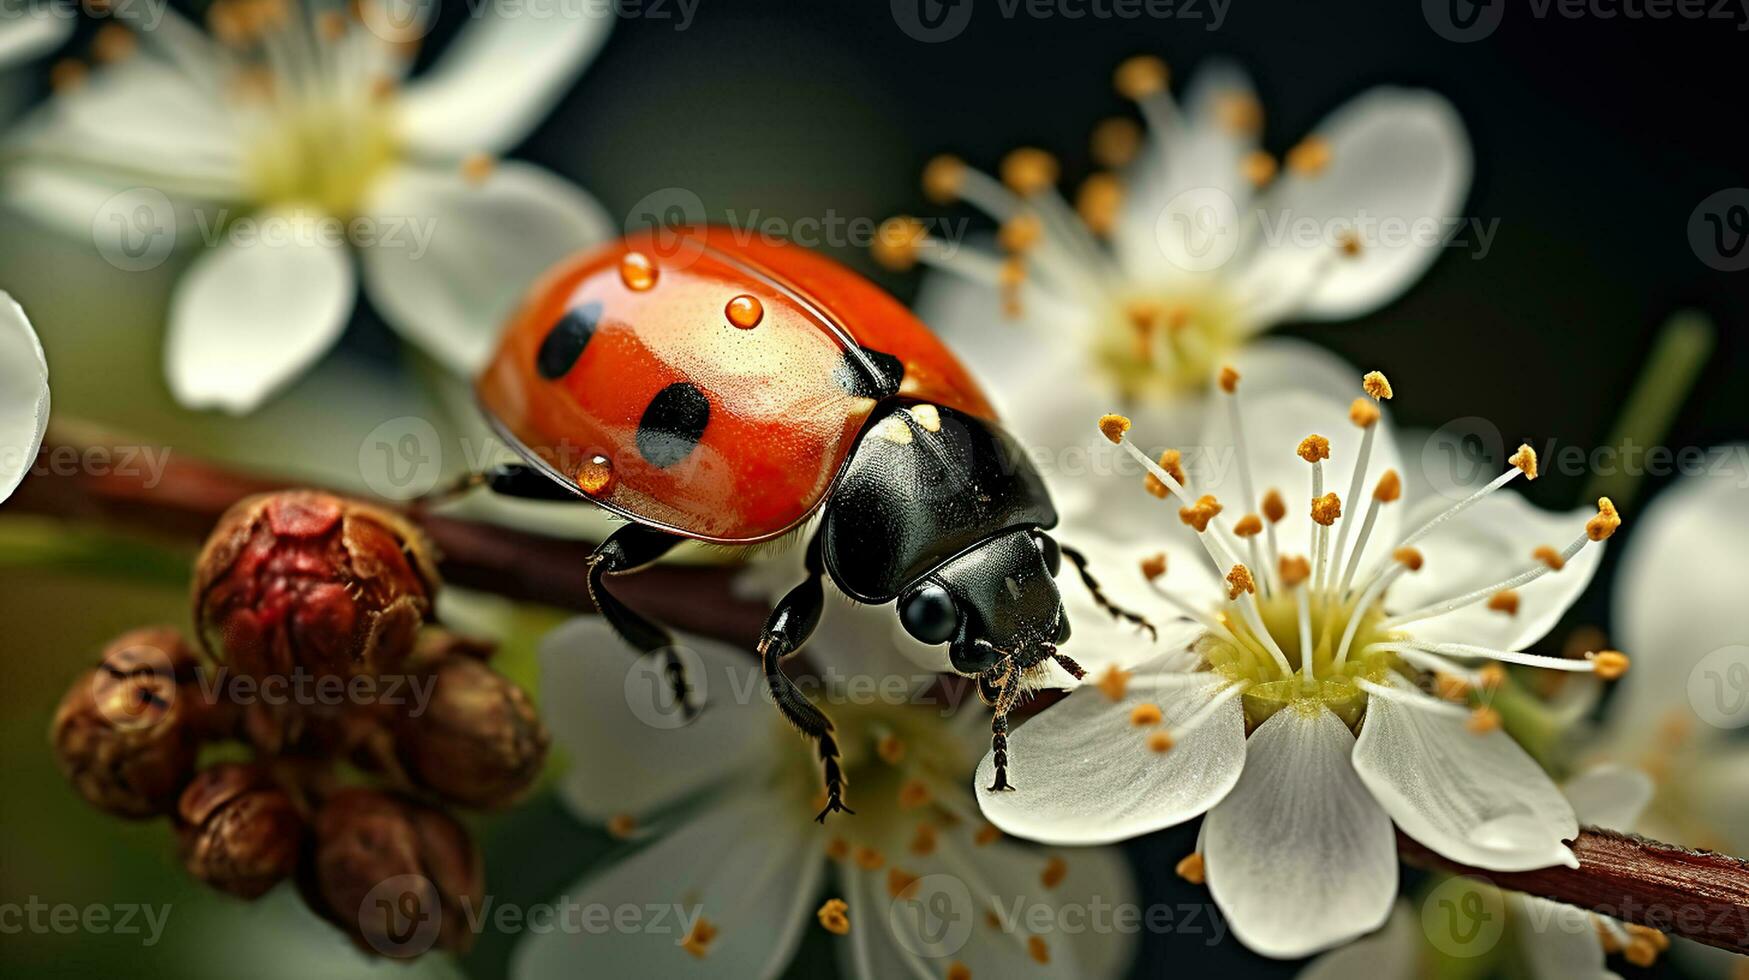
1362 370 1394 400
1241 150 1278 187
1139 553 1168 583
1041 856 1068 890
817 898 851 935
317 9 348 40
1262 489 1287 523
49 59 87 92
1287 136 1332 175
1146 730 1175 753
605 813 638 839
1311 492 1343 526
1337 230 1363 257
1477 664 1507 691
1091 116 1143 168
92 23 137 63
1374 469 1403 503
1218 364 1241 393
1488 590 1520 616
825 837 850 861
1434 673 1471 701
1349 397 1381 428
947 962 972 980
873 216 927 271
1097 665 1132 701
682 916 720 957
887 867 920 899
1158 448 1186 484
1179 495 1224 532
1114 55 1169 99
1533 545 1566 571
1233 514 1263 538
998 256 1026 317
1027 935 1051 965
1279 554 1311 587
877 733 906 765
1510 444 1539 480
1000 147 1059 195
1587 497 1622 541
1226 564 1257 599
922 154 966 203
911 822 938 855
1175 852 1206 884
1098 413 1132 444
460 153 495 186
1623 936 1658 968
1076 173 1123 235
1590 650 1630 680
974 824 1001 846
1214 91 1263 134
1393 547 1424 571
1297 434 1331 463
1130 703 1164 726
998 212 1043 253
1466 705 1502 734
899 779 932 809
854 846 886 870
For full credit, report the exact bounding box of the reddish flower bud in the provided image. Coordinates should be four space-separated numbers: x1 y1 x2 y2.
194 491 440 682
394 654 549 809
305 788 481 959
50 627 206 817
176 763 304 898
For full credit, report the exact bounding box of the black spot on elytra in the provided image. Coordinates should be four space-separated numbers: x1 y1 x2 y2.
534 302 602 379
834 346 904 400
637 381 711 467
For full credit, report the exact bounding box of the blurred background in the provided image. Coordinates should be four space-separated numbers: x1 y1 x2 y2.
1 0 1746 976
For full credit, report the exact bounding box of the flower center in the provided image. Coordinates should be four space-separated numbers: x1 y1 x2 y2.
244 97 399 218
1204 591 1399 731
1097 291 1241 401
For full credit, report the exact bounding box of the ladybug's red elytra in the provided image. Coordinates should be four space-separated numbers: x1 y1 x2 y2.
473 226 1152 819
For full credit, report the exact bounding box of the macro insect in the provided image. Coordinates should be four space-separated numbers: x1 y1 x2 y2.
469 226 1150 819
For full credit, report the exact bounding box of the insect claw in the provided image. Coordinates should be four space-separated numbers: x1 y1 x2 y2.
814 796 855 823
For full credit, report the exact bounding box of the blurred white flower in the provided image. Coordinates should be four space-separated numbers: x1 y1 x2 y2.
4 0 616 413
0 290 49 503
515 612 1136 980
0 6 71 70
973 370 1630 959
877 55 1469 535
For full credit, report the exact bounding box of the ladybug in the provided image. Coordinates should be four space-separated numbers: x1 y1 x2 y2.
473 226 1150 819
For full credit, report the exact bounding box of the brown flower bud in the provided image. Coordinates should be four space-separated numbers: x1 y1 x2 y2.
194 491 440 682
305 789 481 959
394 655 548 809
176 763 304 898
50 628 205 817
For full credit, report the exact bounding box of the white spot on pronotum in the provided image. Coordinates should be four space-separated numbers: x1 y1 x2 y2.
874 416 913 445
907 404 942 432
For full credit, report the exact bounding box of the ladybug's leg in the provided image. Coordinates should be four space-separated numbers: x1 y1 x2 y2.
758 535 852 822
981 664 1023 792
587 525 697 718
1060 544 1158 641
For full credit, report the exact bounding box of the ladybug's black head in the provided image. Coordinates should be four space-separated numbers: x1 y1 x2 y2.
897 527 1078 681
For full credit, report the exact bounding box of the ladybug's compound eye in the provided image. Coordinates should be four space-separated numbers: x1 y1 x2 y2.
899 582 959 645
1055 615 1072 644
1033 531 1062 577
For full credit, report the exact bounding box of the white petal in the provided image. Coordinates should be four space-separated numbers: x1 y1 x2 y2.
1354 689 1577 871
1610 465 1749 731
0 292 49 504
1045 531 1213 679
2 162 218 244
1196 384 1405 578
1561 764 1653 832
975 667 1245 845
1687 744 1749 856
1235 89 1470 325
510 793 824 980
1229 335 1366 404
1295 903 1422 980
538 618 780 824
360 161 613 375
1387 493 1602 652
397 5 614 157
1511 893 1616 980
165 209 355 413
1204 706 1397 958
0 8 73 68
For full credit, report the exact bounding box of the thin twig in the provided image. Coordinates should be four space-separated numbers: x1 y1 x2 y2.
8 434 1749 955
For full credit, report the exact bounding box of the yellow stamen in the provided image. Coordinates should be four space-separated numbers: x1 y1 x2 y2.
1130 703 1163 726
1587 497 1622 541
899 779 932 809
1114 55 1169 99
1215 91 1263 134
873 216 927 271
1146 730 1175 753
877 733 906 765
825 837 850 861
1311 492 1343 526
1098 414 1132 444
887 868 920 899
1394 547 1425 571
1218 364 1240 393
1233 514 1263 538
1434 673 1471 701
1179 495 1224 532
1041 856 1068 890
1297 434 1331 463
974 824 1001 846
1091 117 1142 168
1589 650 1630 680
1175 852 1206 884
460 153 495 186
1467 706 1502 734
1488 590 1520 616
1349 397 1381 428
947 962 972 980
1027 935 1051 965
922 155 966 203
682 917 719 957
92 23 136 63
49 59 87 92
1477 664 1506 691
1262 489 1287 523
1287 136 1332 175
1139 553 1168 583
1510 444 1539 480
1000 148 1059 195
1226 564 1256 599
1241 150 1277 187
1076 173 1122 235
1097 665 1131 701
605 813 637 839
1374 469 1402 502
1279 554 1311 587
911 822 938 855
816 899 851 936
1362 370 1394 400
998 212 1043 253
1337 230 1363 257
854 846 885 870
1533 545 1566 571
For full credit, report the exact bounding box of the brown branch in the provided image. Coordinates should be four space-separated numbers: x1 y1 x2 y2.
9 433 1749 955
1398 828 1749 955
